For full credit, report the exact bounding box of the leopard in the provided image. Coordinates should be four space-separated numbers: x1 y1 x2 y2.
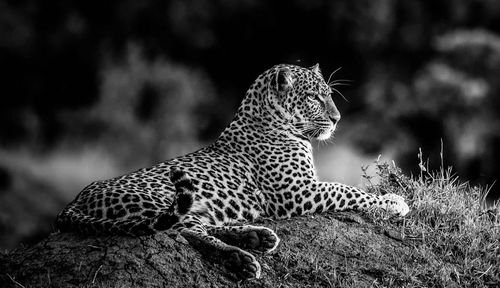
55 63 410 279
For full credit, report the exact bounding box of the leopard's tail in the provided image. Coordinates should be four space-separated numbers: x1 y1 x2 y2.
168 167 195 215
54 167 195 236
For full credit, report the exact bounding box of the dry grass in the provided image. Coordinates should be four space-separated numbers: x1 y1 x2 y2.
361 152 500 287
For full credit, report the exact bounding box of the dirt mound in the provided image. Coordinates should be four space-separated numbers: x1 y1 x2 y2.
1 212 415 288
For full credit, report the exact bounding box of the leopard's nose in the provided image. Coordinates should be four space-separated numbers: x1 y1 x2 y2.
329 114 341 124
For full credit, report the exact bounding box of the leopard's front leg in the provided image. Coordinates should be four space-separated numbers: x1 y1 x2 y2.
269 181 410 218
206 224 280 253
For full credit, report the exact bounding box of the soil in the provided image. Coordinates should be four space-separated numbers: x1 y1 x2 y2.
0 212 415 288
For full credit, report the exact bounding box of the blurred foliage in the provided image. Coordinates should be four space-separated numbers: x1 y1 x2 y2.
62 44 216 166
364 29 500 189
1 0 500 249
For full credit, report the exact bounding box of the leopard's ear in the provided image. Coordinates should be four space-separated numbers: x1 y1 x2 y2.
270 67 294 95
310 63 322 77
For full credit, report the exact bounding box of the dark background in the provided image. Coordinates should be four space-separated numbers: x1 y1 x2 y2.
1 0 500 250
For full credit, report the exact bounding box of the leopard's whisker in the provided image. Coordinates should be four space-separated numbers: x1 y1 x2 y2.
327 67 342 85
331 87 349 103
330 82 351 87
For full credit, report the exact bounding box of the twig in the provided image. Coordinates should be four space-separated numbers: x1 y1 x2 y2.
92 265 103 284
7 274 26 288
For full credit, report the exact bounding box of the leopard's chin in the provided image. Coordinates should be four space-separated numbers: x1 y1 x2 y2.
316 125 335 141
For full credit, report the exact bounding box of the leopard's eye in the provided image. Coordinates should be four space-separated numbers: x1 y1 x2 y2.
306 91 321 102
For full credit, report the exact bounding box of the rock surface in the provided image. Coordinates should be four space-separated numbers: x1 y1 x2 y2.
1 212 413 288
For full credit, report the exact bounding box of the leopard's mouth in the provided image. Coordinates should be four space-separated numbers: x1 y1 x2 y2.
303 120 335 141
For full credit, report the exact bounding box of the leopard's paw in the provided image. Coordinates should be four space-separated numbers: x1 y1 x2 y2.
241 226 280 253
224 249 262 279
381 193 410 216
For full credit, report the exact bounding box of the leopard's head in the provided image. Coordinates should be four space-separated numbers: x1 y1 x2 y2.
261 64 342 141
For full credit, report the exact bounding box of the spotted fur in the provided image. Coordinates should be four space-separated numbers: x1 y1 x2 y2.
55 63 409 279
